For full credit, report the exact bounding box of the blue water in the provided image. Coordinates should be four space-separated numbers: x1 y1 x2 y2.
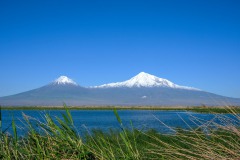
1 110 238 136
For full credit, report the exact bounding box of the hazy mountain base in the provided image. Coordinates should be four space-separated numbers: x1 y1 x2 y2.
1 86 240 106
1 106 240 113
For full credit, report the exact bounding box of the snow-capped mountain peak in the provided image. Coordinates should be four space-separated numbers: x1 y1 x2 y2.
127 72 176 87
93 72 199 90
52 76 78 86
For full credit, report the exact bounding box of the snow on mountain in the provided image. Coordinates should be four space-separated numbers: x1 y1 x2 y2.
93 72 199 90
52 76 78 86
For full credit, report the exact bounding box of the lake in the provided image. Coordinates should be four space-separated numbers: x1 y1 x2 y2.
1 110 237 136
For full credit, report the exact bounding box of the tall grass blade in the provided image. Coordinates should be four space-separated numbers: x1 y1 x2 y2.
63 103 73 125
114 109 122 125
11 115 18 144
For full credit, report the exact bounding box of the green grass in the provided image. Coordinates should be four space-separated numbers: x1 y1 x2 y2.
1 105 240 113
0 106 239 159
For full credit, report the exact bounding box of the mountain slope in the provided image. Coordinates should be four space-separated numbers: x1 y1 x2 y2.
0 73 239 106
0 76 90 106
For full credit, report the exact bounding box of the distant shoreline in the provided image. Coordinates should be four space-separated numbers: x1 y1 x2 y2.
1 106 239 113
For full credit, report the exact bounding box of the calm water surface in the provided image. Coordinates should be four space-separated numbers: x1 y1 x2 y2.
1 110 237 136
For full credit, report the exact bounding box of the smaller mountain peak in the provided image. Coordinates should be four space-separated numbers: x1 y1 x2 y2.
53 76 78 85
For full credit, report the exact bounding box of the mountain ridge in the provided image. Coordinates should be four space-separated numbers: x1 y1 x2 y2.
0 72 239 106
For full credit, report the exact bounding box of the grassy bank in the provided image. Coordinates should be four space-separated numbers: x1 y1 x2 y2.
0 106 239 159
1 105 240 113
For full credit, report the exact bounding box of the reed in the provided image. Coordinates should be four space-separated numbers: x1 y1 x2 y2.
0 106 239 159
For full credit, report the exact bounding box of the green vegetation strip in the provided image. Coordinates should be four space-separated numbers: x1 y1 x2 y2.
0 106 239 160
1 106 240 113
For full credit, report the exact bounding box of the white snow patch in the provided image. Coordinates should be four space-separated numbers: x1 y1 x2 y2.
92 72 200 90
52 76 78 85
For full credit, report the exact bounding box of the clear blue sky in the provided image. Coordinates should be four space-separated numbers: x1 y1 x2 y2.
0 0 240 98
